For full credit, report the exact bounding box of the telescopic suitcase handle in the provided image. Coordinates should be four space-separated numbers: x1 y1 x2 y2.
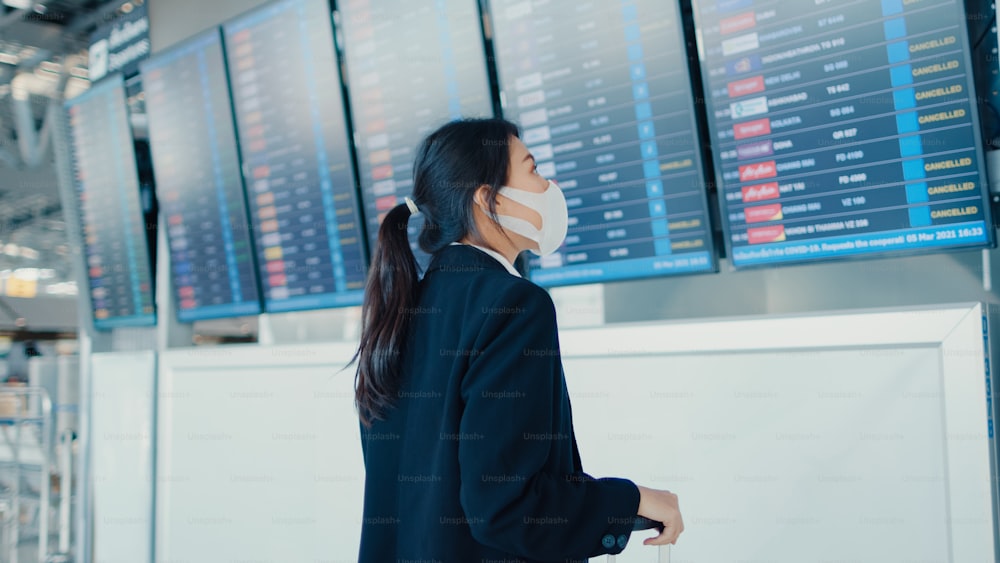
632 516 664 532
606 517 670 563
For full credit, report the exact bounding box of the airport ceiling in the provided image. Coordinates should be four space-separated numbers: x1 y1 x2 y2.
0 0 130 294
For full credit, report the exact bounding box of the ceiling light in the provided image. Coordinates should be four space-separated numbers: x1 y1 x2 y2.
10 85 27 100
32 67 58 82
14 268 39 280
120 2 133 14
38 60 60 73
64 77 89 98
2 0 33 10
0 53 17 65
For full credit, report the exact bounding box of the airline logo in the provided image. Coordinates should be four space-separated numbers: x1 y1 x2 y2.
726 55 762 76
369 148 391 164
366 133 389 150
728 75 765 97
722 33 759 56
733 118 771 140
375 195 397 211
739 160 777 182
523 125 551 144
515 72 543 91
720 12 756 34
744 203 783 224
742 182 780 202
737 140 773 160
517 90 546 108
372 179 396 196
371 164 394 181
717 0 753 12
747 225 786 244
520 107 548 127
730 96 768 119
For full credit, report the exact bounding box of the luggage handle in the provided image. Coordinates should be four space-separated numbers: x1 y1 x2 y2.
606 517 670 563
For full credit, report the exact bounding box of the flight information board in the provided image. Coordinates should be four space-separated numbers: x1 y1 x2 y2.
694 0 994 267
490 0 717 286
340 0 493 261
223 0 367 312
65 74 156 329
141 29 263 322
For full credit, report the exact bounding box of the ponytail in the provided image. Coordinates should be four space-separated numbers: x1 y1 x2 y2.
352 202 419 428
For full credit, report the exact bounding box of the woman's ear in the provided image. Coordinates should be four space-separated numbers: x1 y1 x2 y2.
473 184 494 212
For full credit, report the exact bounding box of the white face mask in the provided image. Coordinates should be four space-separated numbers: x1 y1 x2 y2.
492 180 569 256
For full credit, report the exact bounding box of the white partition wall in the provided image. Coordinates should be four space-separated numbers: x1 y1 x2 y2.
155 342 363 563
151 304 996 563
90 351 157 563
560 303 997 563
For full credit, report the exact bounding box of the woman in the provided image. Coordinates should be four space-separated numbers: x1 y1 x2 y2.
353 118 683 562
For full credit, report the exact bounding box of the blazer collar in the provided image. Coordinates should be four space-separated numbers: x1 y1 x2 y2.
425 244 513 276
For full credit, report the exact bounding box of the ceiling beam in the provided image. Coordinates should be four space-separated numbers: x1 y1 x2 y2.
65 0 124 35
0 199 62 234
0 8 28 34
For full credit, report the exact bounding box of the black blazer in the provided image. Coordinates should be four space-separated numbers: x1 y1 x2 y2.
358 244 641 563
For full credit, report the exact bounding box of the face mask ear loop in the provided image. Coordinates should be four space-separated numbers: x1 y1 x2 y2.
494 215 543 245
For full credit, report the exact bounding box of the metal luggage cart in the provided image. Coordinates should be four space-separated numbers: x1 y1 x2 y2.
0 387 53 563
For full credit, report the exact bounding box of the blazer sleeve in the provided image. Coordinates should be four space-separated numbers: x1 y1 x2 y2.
457 282 641 560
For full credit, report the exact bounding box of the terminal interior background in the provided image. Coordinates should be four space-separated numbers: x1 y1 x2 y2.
0 0 997 562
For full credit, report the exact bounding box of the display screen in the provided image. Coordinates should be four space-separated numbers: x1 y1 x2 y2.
694 0 994 267
65 74 156 329
340 0 493 261
141 29 263 322
489 0 717 286
223 0 368 312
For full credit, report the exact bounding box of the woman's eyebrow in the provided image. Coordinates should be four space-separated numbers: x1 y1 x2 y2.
523 153 535 164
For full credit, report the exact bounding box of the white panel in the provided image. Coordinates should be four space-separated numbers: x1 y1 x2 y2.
558 304 996 563
939 308 995 561
91 350 156 563
150 305 995 563
567 350 947 562
156 343 363 563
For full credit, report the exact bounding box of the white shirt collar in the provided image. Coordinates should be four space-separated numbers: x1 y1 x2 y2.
449 242 522 278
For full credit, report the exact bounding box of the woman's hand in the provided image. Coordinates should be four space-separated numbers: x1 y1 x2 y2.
636 485 684 546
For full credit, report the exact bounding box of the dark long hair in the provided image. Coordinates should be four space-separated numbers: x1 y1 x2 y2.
352 118 520 428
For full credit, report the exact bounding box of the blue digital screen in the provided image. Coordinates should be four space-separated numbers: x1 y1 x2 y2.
340 0 494 267
693 0 995 267
65 74 156 329
489 0 717 286
223 0 368 312
141 29 263 322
